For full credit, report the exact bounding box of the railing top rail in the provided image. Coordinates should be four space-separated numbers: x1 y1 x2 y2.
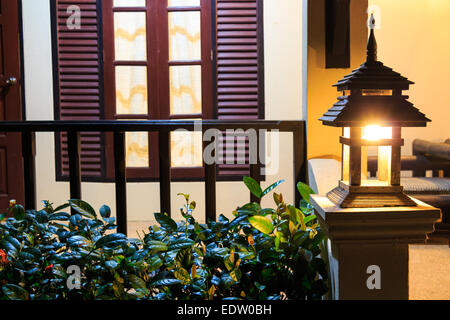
0 120 305 132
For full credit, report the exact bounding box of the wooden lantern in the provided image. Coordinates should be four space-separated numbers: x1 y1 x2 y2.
320 15 431 208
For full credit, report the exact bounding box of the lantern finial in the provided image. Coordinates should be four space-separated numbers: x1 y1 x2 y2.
367 13 377 63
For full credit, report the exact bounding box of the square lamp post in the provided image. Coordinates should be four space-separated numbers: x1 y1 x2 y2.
310 15 442 300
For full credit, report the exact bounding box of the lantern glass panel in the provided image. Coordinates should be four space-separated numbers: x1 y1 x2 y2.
362 126 392 141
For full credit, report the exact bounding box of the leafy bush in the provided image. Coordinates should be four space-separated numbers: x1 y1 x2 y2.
0 179 327 300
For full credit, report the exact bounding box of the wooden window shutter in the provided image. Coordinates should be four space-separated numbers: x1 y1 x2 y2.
215 0 265 178
52 0 106 180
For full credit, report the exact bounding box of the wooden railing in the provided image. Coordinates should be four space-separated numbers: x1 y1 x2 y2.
0 120 306 235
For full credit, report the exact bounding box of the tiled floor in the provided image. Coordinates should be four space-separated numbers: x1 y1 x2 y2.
127 221 450 300
409 244 450 300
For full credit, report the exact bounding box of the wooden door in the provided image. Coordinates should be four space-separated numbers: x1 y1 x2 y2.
0 0 24 210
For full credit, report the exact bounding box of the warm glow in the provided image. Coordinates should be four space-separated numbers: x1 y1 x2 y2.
343 127 350 138
363 126 392 141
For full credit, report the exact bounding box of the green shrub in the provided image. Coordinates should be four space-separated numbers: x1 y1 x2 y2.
0 179 328 300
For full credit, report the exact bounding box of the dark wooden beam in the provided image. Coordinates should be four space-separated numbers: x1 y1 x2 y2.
114 132 127 235
325 0 350 68
250 135 261 204
67 131 82 203
204 136 217 221
22 131 36 210
349 128 362 186
159 130 171 216
294 123 307 207
390 128 402 186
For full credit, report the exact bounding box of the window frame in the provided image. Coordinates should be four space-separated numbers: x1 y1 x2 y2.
52 0 266 183
102 0 213 180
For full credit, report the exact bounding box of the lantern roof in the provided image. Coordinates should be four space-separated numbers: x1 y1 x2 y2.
320 15 431 127
320 95 430 127
333 16 414 91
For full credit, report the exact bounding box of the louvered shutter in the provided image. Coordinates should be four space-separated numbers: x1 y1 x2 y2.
53 0 105 180
215 0 264 177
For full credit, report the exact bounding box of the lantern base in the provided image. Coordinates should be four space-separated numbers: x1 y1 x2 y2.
327 185 417 208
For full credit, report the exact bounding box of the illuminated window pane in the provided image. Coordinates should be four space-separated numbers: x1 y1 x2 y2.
168 0 200 7
115 66 148 115
171 130 203 167
126 131 149 167
114 12 147 61
169 12 201 61
170 65 202 115
114 0 146 7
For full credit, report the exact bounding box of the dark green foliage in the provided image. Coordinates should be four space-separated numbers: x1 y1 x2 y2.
0 179 327 300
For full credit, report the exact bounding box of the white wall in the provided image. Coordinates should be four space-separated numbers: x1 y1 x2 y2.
21 0 305 222
264 0 304 121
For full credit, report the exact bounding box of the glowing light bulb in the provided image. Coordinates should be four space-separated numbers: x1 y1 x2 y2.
363 126 392 141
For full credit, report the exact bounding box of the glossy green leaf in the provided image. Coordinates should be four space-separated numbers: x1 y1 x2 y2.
2 284 29 300
154 212 177 232
69 199 97 219
105 260 119 269
224 255 234 272
174 267 191 284
48 212 70 221
243 176 263 199
230 269 242 282
168 237 194 251
221 274 236 289
229 215 248 228
293 230 308 246
67 235 90 247
129 274 147 290
6 236 20 250
261 180 285 198
53 203 70 212
11 205 25 221
304 214 317 225
273 193 283 206
297 182 315 205
147 240 168 253
100 205 111 218
248 216 274 235
287 205 298 225
176 248 193 267
95 233 127 249
148 255 163 272
151 278 181 287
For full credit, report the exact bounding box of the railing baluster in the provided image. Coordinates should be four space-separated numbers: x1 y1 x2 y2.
250 134 261 204
114 132 127 235
293 123 306 207
22 131 36 210
204 135 216 221
159 130 171 216
67 131 82 212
